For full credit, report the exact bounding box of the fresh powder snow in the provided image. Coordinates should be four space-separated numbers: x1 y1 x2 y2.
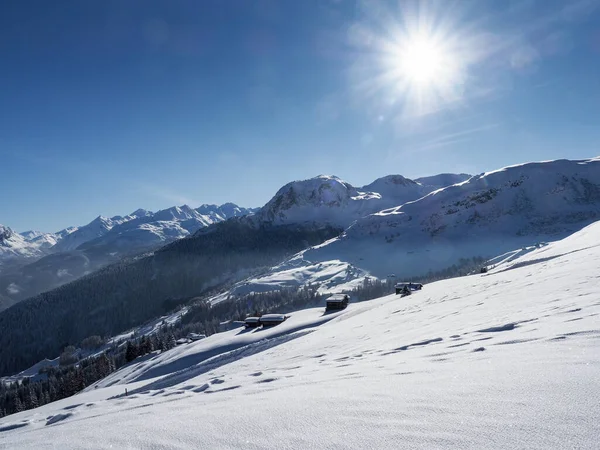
1 220 598 449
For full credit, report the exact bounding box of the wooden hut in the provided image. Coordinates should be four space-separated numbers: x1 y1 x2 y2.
258 314 287 328
326 293 349 311
244 317 261 328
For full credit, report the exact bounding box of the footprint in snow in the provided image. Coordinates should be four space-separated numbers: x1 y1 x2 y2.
249 371 263 377
162 390 186 397
447 342 469 348
0 422 30 433
46 413 73 426
256 377 278 384
204 385 241 394
63 403 83 411
477 323 517 333
211 378 225 385
192 384 210 393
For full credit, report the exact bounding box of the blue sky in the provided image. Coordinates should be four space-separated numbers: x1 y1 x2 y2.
2 0 600 232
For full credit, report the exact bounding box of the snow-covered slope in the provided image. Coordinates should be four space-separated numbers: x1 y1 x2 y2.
209 257 369 305
300 158 600 279
2 220 599 449
360 174 429 199
415 172 472 189
0 225 45 264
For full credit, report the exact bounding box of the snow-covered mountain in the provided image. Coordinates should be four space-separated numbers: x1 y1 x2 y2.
298 158 600 279
256 174 442 227
2 221 599 449
223 159 600 298
0 203 256 306
0 225 46 264
51 215 132 252
197 202 257 221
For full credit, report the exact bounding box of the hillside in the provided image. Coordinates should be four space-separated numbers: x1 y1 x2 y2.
1 220 598 449
299 158 600 279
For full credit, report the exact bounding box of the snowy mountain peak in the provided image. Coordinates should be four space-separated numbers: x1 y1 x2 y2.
196 203 257 221
0 224 46 263
257 173 442 227
0 225 14 243
91 216 114 227
258 175 361 226
19 230 43 241
130 208 153 218
362 174 418 191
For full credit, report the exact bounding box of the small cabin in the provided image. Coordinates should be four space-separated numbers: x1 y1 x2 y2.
187 333 206 341
259 314 287 328
326 293 350 311
244 317 261 328
395 282 423 294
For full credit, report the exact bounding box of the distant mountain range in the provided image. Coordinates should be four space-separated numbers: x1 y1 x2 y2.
0 203 257 308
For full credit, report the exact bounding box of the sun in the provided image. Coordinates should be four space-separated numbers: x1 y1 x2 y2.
398 36 446 86
348 3 481 118
388 29 462 99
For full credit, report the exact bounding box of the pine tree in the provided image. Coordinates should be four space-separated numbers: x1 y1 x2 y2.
26 385 39 410
14 395 23 413
125 341 137 362
167 333 176 350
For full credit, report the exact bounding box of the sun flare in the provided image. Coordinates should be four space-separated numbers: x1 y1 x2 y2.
398 36 446 86
349 3 481 118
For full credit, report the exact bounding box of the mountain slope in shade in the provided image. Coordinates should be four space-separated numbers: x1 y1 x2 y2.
1 221 598 449
301 158 600 279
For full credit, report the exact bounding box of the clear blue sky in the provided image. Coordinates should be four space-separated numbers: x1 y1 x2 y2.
2 0 600 232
